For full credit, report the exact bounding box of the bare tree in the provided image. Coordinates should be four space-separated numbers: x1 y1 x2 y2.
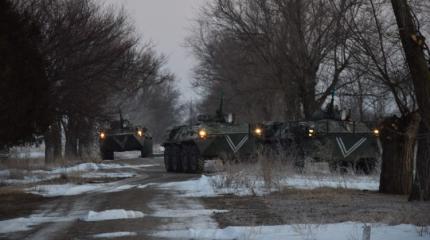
20 0 174 162
390 0 430 200
190 0 360 121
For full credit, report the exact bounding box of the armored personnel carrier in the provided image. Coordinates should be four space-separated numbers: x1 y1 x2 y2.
163 98 260 173
99 113 153 160
259 96 381 174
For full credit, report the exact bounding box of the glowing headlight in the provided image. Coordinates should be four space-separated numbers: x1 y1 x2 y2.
254 127 262 136
198 129 207 139
373 129 380 136
308 128 315 137
137 130 143 137
100 132 106 139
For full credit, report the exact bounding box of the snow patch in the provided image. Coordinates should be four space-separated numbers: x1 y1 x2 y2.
153 222 430 240
93 232 137 238
0 214 77 234
0 169 10 178
151 209 228 218
81 172 136 179
284 175 379 190
27 182 139 197
82 209 144 221
29 183 105 197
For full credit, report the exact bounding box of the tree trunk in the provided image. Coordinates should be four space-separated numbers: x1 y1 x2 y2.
409 123 430 201
390 0 430 200
64 116 79 160
78 120 96 160
44 121 62 164
379 112 420 194
301 71 318 119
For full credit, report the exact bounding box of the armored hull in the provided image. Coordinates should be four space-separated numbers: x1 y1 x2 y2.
163 121 258 173
99 120 153 160
260 119 381 173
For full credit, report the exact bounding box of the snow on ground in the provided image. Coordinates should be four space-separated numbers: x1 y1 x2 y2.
0 162 158 186
282 174 379 190
50 162 157 174
93 232 137 238
153 222 430 240
0 214 79 234
82 209 144 221
151 209 228 218
28 183 106 197
149 197 222 230
27 182 140 197
81 172 136 179
158 174 379 197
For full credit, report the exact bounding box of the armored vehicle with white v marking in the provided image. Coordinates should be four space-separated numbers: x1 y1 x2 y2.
162 98 259 173
99 113 153 160
259 94 381 174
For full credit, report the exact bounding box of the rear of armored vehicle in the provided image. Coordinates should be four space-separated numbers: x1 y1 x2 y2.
301 120 381 173
163 122 259 173
258 120 381 174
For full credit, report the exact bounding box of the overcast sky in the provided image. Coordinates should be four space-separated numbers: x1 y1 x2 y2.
99 0 208 103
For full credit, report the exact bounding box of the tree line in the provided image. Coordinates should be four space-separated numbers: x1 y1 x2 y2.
0 0 181 162
188 0 430 200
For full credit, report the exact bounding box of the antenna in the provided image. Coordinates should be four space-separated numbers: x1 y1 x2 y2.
216 92 224 122
119 109 124 129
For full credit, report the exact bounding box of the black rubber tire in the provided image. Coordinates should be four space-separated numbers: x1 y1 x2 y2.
171 145 183 173
189 144 204 173
164 146 173 172
141 149 148 158
101 150 114 160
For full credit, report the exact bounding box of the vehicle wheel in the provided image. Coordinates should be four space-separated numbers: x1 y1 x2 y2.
181 144 190 173
171 145 183 173
164 145 173 172
141 149 148 158
189 144 204 173
101 150 114 160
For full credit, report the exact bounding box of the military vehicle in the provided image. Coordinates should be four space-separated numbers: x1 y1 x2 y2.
258 94 381 174
99 113 153 160
163 98 260 173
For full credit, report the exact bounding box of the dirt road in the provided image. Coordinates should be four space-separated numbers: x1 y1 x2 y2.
0 156 207 240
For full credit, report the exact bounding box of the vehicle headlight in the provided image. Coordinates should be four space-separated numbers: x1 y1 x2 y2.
137 130 143 137
308 128 315 137
254 127 263 136
373 129 380 136
100 132 106 139
198 129 207 139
